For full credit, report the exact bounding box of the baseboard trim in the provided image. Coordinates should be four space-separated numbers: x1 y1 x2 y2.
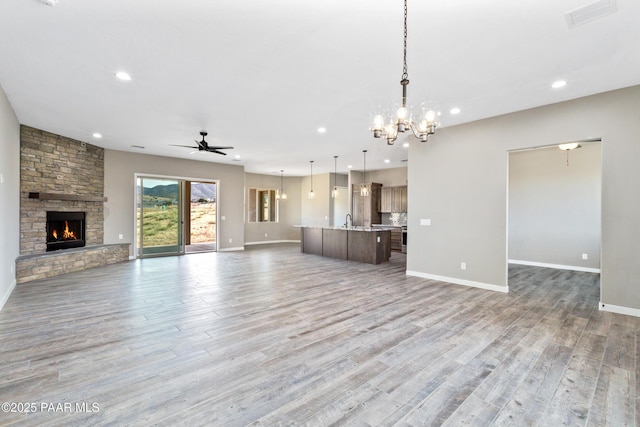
0 279 17 312
599 302 640 318
245 240 301 246
406 270 508 293
219 247 245 252
509 259 600 274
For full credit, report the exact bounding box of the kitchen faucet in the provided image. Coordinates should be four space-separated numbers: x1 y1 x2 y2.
345 213 352 228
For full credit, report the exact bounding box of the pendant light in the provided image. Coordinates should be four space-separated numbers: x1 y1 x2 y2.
370 0 437 144
332 156 338 198
360 150 369 197
308 161 315 199
276 170 287 200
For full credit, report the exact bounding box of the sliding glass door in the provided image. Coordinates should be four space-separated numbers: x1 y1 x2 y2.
137 177 184 257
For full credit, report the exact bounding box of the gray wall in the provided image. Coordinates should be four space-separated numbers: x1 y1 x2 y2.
300 173 332 227
509 144 601 270
365 167 408 187
408 85 640 310
0 84 20 310
245 173 301 243
104 150 246 255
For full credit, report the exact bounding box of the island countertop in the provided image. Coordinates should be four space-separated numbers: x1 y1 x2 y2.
297 225 391 264
294 225 397 232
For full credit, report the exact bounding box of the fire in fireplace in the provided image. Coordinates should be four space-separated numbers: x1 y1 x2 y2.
46 211 86 251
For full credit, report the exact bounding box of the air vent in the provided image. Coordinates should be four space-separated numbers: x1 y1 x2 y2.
565 0 617 28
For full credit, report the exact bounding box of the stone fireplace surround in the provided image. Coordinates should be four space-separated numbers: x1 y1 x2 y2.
16 126 128 283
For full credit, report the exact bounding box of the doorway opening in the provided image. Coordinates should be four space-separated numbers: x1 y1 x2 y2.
507 140 602 292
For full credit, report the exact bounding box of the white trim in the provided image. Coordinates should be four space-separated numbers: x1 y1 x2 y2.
509 259 600 273
245 240 300 246
599 302 640 318
0 279 17 312
406 270 508 293
219 247 245 252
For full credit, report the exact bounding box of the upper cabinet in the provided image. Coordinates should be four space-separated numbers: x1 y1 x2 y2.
380 185 407 213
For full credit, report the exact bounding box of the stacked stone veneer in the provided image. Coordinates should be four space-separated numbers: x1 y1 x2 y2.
17 125 128 283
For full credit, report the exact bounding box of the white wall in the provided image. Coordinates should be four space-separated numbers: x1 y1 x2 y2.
408 85 640 312
509 144 601 270
0 83 20 310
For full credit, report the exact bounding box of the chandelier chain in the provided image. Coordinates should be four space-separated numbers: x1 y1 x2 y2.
402 0 408 82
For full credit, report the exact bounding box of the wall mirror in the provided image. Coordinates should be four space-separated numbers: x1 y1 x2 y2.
248 188 278 222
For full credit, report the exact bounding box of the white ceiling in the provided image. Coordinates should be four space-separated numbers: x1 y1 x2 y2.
1 0 639 177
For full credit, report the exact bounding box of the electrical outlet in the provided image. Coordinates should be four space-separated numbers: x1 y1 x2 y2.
377 236 381 243
582 253 588 260
0 173 4 183
420 219 431 226
460 262 467 270
118 234 123 240
228 238 232 243
221 216 226 220
265 233 268 238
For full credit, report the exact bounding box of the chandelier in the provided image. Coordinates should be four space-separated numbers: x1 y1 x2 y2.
371 0 437 145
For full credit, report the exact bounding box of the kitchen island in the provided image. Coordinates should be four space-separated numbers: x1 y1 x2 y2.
298 226 392 265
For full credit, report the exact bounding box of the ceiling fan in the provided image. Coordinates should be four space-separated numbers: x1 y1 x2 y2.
171 131 233 155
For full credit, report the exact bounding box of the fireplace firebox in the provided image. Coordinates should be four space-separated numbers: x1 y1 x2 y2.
46 211 86 251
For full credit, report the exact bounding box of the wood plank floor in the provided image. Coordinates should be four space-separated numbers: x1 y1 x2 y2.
0 243 637 426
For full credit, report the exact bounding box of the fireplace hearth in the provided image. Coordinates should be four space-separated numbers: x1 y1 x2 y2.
46 211 86 251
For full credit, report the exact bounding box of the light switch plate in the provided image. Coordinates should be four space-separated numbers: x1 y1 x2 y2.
420 219 431 226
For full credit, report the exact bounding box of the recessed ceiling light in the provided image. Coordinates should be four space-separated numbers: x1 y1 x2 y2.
40 0 58 6
403 142 410 148
384 159 390 163
92 132 102 139
450 107 461 115
317 127 326 134
234 154 241 159
115 71 132 81
347 165 353 169
552 80 567 89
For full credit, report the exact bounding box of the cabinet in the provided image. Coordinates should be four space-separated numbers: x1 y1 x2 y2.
380 185 407 213
352 183 382 227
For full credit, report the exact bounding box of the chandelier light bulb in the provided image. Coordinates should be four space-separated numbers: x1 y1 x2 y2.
426 110 436 123
397 107 408 121
373 115 384 130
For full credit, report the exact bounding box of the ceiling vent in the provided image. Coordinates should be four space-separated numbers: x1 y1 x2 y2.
39 0 59 6
565 0 617 28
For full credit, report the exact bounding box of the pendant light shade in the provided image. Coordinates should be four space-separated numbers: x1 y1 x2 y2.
360 150 369 197
308 161 315 199
332 155 338 198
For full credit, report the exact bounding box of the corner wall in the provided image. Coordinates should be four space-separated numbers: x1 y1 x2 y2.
408 85 640 312
0 83 20 310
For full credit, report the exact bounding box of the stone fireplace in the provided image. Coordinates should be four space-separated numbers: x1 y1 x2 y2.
16 126 129 283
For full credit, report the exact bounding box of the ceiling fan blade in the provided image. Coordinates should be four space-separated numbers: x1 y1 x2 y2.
208 150 228 155
208 146 234 150
170 144 199 149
